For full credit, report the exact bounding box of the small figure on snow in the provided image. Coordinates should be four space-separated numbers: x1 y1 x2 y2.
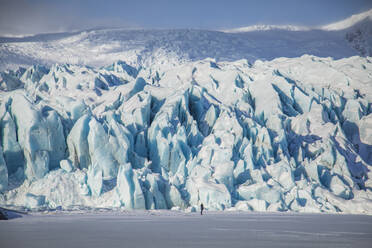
0 208 8 220
200 203 204 215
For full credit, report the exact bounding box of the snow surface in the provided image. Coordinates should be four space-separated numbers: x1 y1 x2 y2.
0 211 372 248
0 10 372 215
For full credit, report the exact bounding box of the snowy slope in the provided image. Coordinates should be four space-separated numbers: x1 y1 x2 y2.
223 24 310 33
0 55 371 214
0 28 359 70
225 9 372 58
1 9 372 71
322 9 372 31
321 9 372 56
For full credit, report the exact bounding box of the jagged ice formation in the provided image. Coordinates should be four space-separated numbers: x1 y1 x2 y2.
0 55 371 214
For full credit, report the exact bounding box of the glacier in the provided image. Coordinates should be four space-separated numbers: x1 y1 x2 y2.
1 9 372 72
0 53 371 214
0 10 372 214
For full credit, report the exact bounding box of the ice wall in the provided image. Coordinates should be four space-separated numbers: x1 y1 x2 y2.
0 56 371 214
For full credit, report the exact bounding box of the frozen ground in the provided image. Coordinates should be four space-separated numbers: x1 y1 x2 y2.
0 211 372 248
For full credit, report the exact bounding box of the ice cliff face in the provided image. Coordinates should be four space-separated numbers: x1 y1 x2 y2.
0 55 371 213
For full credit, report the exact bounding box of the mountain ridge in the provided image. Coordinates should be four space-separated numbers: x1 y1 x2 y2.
224 9 372 33
322 9 372 31
1 9 372 71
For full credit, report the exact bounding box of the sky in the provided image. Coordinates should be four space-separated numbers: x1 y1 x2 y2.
0 0 372 36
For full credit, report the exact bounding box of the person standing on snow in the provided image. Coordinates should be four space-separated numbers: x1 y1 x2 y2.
0 208 8 220
200 203 204 215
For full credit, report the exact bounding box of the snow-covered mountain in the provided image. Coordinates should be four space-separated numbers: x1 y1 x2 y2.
223 24 310 33
0 9 372 71
322 9 372 31
0 10 372 214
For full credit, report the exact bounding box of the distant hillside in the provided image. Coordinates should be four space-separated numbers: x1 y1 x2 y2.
0 10 371 71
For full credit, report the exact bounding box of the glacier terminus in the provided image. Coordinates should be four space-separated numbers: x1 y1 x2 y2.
0 9 372 215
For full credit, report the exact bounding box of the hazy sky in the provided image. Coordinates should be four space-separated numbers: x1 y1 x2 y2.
0 0 372 35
